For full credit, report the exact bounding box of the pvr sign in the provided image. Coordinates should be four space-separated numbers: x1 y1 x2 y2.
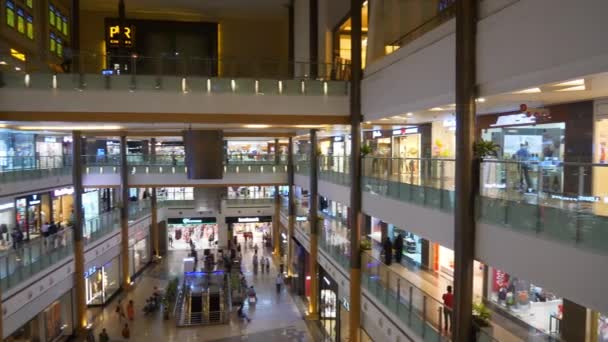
107 24 134 48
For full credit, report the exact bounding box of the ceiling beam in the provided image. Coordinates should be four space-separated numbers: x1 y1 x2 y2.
81 131 297 138
0 112 350 125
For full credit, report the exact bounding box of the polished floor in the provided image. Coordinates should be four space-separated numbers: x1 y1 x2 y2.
87 237 318 342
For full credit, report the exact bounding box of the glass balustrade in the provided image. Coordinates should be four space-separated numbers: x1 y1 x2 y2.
0 155 72 183
0 208 131 292
361 251 449 342
1 53 349 96
306 156 608 256
318 212 351 270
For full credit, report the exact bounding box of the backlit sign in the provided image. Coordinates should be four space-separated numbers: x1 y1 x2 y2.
296 216 307 222
106 24 135 48
333 136 344 142
238 217 259 223
372 130 382 138
0 202 15 211
53 187 74 197
392 127 419 136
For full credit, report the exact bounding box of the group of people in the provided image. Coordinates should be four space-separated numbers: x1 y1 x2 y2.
0 221 67 250
382 232 405 265
252 250 271 274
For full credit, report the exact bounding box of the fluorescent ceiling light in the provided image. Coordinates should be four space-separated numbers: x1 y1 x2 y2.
430 107 445 111
0 61 6 65
476 98 486 103
554 79 584 87
295 125 324 128
512 87 541 94
243 124 270 129
556 85 586 92
406 112 413 117
365 121 371 124
380 118 388 121
18 125 123 130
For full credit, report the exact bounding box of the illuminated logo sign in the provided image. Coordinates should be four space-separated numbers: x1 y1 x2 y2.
10 48 26 62
238 217 260 223
53 187 74 197
333 136 344 142
0 202 14 211
296 216 307 222
372 130 382 138
392 127 419 136
183 218 203 224
28 194 40 205
84 266 98 278
106 24 135 48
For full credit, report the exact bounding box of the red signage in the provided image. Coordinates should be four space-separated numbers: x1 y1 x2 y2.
492 268 510 292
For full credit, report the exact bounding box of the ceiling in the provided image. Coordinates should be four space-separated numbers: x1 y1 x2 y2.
80 0 290 20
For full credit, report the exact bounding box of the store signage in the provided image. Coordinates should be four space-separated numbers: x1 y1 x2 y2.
44 137 57 143
226 216 273 224
28 194 41 205
323 276 331 285
483 183 506 189
549 194 600 203
492 268 509 292
392 127 419 136
53 187 74 197
167 217 216 224
333 136 344 142
84 266 98 278
443 119 456 128
372 130 382 138
0 202 14 211
63 136 73 143
296 216 307 222
106 24 135 48
341 297 350 311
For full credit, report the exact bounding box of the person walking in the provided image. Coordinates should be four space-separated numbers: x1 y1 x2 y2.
252 252 259 274
127 300 135 321
442 285 454 333
121 323 130 339
275 273 283 293
265 257 270 273
99 328 110 342
116 299 126 322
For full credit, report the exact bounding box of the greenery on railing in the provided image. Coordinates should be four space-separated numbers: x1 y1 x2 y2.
473 301 492 327
474 140 500 158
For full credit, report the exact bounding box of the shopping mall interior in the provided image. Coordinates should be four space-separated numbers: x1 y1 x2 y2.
1 0 608 341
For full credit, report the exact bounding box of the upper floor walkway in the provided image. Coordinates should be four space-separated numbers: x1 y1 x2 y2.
293 155 608 317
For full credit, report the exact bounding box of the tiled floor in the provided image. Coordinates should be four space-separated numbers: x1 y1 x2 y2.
87 236 317 342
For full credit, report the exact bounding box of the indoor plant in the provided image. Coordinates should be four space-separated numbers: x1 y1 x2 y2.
361 144 372 157
472 302 493 341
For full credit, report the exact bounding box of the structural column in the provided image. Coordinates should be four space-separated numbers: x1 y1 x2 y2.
72 131 87 332
120 135 131 289
286 137 296 275
453 0 477 340
150 138 159 257
309 0 319 78
308 130 319 319
273 184 281 256
349 0 363 340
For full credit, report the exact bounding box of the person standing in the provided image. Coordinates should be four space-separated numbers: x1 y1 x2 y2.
121 323 130 339
516 143 532 192
276 273 283 293
394 233 404 264
116 299 126 322
99 328 110 342
383 237 393 265
442 285 454 333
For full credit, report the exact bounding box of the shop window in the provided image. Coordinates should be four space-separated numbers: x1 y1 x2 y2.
62 16 68 36
26 0 32 8
6 1 15 28
57 38 63 57
49 4 55 27
50 33 56 52
55 12 62 30
26 14 33 39
16 7 24 34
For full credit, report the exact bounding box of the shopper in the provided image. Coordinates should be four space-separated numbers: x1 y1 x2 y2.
99 328 110 342
442 285 454 333
127 300 135 321
121 323 131 339
394 233 404 264
516 143 533 192
116 299 126 322
276 273 283 293
383 237 393 265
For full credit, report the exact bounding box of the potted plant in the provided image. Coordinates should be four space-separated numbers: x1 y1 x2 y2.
473 140 499 159
361 144 372 157
472 302 493 341
360 239 372 251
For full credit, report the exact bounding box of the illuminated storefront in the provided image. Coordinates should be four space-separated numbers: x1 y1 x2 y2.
85 256 121 306
167 217 218 250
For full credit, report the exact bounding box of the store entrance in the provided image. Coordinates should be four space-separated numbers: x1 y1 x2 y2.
227 216 273 248
320 268 339 341
167 218 218 250
392 132 421 180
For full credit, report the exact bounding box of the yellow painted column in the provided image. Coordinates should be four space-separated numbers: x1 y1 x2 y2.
151 187 159 257
307 130 319 320
287 214 295 276
72 131 88 333
308 225 319 320
120 136 131 289
273 188 281 256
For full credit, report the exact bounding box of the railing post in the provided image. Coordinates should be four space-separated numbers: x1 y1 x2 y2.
130 54 137 90
438 307 443 340
408 286 413 324
422 295 427 338
396 277 401 314
536 163 543 233
576 165 585 243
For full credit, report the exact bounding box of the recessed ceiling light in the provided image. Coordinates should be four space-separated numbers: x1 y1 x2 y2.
243 124 270 129
380 118 388 121
18 125 123 130
476 98 486 103
295 125 324 128
512 87 541 94
0 61 7 65
554 79 584 87
14 67 21 71
365 121 371 124
430 107 444 111
406 112 413 117
556 85 586 92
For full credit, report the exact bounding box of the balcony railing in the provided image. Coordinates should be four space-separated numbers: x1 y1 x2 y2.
298 156 608 257
0 208 126 293
0 155 72 183
0 53 350 95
